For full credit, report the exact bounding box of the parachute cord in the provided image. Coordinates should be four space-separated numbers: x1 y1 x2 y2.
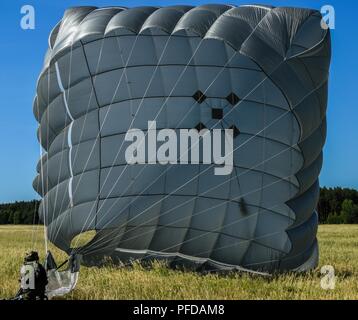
44 66 50 256
38 135 48 255
43 226 48 254
31 96 41 250
35 67 50 256
31 170 41 251
30 200 37 248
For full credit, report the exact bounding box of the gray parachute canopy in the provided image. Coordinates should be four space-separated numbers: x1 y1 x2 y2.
33 4 330 273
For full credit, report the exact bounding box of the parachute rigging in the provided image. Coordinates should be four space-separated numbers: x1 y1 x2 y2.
45 251 81 299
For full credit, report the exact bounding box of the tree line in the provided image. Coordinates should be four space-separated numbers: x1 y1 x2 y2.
318 187 358 224
0 200 40 225
0 187 357 225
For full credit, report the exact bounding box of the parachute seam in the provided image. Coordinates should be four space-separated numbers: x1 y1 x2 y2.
80 39 102 230
55 61 74 208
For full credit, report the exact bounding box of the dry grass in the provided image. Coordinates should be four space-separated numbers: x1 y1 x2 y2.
0 225 357 300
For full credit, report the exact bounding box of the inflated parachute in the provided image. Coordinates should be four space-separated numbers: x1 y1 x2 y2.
33 4 330 273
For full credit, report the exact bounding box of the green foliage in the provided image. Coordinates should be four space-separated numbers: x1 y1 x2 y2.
317 187 358 224
341 199 358 224
324 200 358 224
326 212 345 224
0 200 40 225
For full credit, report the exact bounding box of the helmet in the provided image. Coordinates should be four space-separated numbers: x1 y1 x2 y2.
25 251 39 262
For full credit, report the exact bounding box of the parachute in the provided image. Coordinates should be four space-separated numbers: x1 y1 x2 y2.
33 4 330 274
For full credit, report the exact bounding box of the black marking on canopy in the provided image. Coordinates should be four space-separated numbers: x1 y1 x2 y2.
229 125 240 138
226 93 240 106
211 108 223 120
192 90 207 104
195 122 206 131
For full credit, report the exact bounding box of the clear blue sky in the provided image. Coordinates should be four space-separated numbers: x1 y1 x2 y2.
0 0 357 202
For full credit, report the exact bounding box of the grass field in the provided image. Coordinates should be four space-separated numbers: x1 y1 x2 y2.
0 225 357 300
